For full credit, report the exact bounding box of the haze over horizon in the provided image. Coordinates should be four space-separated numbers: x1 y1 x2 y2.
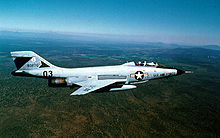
0 0 219 45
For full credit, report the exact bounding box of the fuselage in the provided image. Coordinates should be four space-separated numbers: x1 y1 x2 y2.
14 64 178 84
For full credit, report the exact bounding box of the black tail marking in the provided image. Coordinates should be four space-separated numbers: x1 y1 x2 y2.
14 57 32 70
40 61 50 68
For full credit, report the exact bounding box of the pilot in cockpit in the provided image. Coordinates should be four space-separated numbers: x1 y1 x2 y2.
135 61 145 66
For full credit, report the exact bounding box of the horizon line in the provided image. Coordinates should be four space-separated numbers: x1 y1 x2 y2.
0 28 219 47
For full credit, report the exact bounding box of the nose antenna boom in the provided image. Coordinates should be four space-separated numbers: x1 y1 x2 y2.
185 71 193 74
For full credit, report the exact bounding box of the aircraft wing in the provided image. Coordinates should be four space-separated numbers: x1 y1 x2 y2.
70 79 120 95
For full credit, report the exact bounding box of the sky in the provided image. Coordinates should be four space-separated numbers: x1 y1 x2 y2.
0 0 219 45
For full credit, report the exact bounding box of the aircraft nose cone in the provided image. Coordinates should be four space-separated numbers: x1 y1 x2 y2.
176 68 185 76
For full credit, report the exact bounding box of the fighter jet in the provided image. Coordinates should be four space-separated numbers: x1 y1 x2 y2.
10 51 191 95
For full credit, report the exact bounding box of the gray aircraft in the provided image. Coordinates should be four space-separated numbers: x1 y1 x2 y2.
11 51 191 95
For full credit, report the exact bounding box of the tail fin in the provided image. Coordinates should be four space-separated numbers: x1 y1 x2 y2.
10 51 55 70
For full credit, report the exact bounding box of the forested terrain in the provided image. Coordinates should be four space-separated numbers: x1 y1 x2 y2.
0 37 219 137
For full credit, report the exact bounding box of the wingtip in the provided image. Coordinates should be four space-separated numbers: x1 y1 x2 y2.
70 93 82 96
70 93 76 96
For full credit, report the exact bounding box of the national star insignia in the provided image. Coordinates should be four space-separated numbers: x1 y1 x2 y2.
135 71 144 80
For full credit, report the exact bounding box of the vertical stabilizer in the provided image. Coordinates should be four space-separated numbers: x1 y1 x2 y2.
10 51 55 70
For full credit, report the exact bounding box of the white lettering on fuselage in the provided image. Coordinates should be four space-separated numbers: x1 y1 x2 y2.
27 64 40 67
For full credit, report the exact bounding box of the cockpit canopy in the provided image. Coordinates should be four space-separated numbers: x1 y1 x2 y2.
135 61 159 67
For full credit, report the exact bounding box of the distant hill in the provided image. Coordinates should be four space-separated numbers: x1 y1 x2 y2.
201 45 220 50
0 30 219 50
